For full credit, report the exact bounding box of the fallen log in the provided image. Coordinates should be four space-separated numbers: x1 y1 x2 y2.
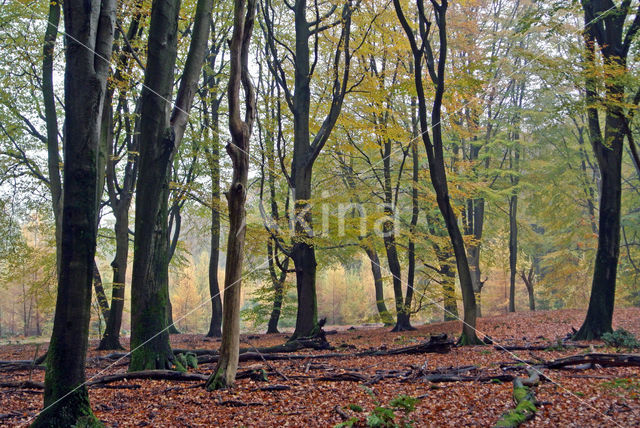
316 372 370 382
359 334 452 356
495 342 596 352
494 369 541 427
543 353 640 370
87 370 209 386
424 374 515 383
0 362 45 371
0 380 44 389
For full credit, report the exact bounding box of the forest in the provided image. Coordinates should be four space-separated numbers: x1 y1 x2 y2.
0 0 640 426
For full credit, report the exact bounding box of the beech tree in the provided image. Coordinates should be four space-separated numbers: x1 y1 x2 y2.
130 0 213 370
574 0 640 339
206 0 256 389
261 0 355 339
393 0 482 344
31 0 116 425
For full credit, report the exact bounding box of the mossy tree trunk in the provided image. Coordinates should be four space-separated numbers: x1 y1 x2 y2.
31 0 116 425
206 0 256 390
130 0 213 370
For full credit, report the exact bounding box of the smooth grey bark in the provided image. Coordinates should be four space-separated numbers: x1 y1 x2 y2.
31 0 116 425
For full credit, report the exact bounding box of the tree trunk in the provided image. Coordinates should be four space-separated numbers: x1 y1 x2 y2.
574 0 636 339
527 283 535 311
442 262 458 321
394 0 481 345
203 48 224 339
129 0 181 371
99 200 128 350
508 194 517 313
130 0 213 368
207 176 223 337
31 0 115 424
98 10 142 351
363 246 391 325
266 239 288 334
42 0 63 273
206 0 255 390
467 244 483 318
93 260 110 323
263 0 352 339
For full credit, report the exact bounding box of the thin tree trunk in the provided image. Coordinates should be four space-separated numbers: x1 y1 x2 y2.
203 48 224 338
99 11 142 351
393 0 481 344
508 194 517 313
363 246 391 325
42 0 62 273
206 0 255 390
266 240 288 333
31 0 115 424
93 260 110 323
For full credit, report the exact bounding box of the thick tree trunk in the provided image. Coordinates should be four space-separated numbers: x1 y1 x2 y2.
131 184 175 370
574 1 634 339
265 0 351 339
31 0 115 425
130 0 213 367
575 147 622 338
129 0 181 371
527 284 535 311
206 0 255 390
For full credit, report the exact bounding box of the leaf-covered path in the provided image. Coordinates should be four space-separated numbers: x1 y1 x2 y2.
2 308 640 426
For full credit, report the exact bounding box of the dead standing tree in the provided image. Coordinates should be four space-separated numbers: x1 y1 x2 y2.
206 0 256 389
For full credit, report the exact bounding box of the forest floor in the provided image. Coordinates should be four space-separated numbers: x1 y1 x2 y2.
1 308 640 427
